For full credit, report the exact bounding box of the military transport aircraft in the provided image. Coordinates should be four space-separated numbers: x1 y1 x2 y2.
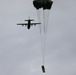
17 18 41 29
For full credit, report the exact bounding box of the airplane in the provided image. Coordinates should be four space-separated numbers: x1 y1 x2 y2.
17 18 41 29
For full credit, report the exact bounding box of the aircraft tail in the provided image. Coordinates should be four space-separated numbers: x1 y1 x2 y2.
30 19 34 21
25 19 34 21
25 17 34 21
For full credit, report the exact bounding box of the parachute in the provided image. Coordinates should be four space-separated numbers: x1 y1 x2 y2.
33 0 53 72
33 0 53 10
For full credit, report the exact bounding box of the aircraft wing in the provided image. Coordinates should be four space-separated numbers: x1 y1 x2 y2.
17 23 28 26
31 23 41 25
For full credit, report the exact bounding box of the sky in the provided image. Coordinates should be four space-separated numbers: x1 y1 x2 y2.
0 0 76 75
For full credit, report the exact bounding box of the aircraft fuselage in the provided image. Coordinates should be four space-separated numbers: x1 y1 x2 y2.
27 20 31 29
17 18 41 29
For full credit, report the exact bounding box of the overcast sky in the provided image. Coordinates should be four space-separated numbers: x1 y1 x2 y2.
0 0 76 75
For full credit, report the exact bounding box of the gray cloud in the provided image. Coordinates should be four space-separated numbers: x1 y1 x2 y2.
0 0 76 75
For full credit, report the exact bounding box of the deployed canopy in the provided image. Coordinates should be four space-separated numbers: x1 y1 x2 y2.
33 0 53 72
33 0 53 10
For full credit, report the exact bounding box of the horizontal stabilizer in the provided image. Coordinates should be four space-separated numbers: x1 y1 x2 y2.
24 19 34 21
17 23 28 25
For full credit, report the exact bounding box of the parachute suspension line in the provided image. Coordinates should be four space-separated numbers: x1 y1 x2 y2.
43 10 45 33
36 9 45 65
36 10 41 33
43 10 45 65
41 30 45 65
43 10 50 33
42 10 50 65
41 33 46 65
45 10 50 33
41 10 47 65
37 9 45 65
36 9 50 66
